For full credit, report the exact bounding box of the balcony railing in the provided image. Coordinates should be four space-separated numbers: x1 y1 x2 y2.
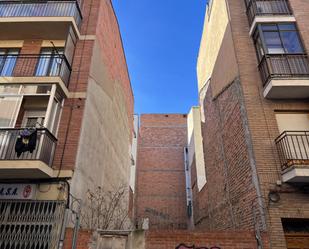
275 131 309 171
258 54 309 86
0 128 57 167
0 0 82 28
245 0 292 26
0 54 72 87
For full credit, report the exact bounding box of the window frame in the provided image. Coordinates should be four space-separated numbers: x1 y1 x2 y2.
253 22 306 62
0 48 20 76
0 84 63 136
35 47 64 77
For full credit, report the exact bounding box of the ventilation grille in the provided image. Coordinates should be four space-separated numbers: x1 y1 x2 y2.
0 200 66 249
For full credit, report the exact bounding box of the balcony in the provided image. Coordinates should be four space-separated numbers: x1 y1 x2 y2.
276 131 309 183
245 0 294 34
259 54 309 98
0 128 58 179
0 53 71 96
0 0 82 39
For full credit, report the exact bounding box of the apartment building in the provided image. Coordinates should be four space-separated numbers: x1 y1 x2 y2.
0 0 134 248
189 0 309 248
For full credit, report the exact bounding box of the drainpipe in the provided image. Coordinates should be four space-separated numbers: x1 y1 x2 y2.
72 208 81 249
184 147 194 229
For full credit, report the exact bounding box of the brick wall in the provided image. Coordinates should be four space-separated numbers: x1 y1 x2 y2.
95 0 134 135
135 114 188 230
193 80 263 231
195 0 309 248
145 230 269 249
63 229 92 249
13 40 42 76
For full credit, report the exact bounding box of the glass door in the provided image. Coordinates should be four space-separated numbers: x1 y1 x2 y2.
0 48 20 76
35 47 64 77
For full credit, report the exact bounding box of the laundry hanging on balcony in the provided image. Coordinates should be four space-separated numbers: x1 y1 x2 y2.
15 129 37 157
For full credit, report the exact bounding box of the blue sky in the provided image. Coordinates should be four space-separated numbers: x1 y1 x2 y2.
112 1 207 114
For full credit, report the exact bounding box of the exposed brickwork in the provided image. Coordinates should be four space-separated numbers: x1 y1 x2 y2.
63 229 92 249
226 0 309 248
193 80 262 231
13 40 42 76
53 98 86 170
136 114 188 230
80 0 100 36
47 0 133 172
95 0 134 136
69 39 95 92
145 230 269 249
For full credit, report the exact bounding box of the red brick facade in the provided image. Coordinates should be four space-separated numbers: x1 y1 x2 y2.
6 0 134 171
135 114 188 230
192 80 264 231
63 229 92 249
63 229 270 249
191 1 309 249
146 230 270 249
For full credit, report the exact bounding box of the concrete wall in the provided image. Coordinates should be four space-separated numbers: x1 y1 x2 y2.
70 0 134 229
197 0 230 92
187 107 206 191
135 114 188 230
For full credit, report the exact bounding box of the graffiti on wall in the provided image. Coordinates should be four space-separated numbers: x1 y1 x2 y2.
175 244 221 249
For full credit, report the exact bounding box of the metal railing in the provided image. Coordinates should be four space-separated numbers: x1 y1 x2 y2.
0 128 57 167
258 54 309 86
245 0 292 26
0 54 72 87
0 0 82 28
275 131 309 171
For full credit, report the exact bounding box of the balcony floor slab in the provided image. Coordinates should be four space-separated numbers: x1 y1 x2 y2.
263 78 309 99
0 160 73 179
282 166 309 183
0 17 80 39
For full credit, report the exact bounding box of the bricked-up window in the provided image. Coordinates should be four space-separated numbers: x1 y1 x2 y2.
253 23 305 61
0 48 20 76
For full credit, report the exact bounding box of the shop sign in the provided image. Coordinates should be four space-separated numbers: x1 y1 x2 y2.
0 184 36 200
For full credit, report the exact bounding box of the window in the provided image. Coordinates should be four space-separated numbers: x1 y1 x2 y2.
0 96 23 128
0 84 63 135
22 110 46 128
35 47 64 77
254 23 305 60
0 48 19 76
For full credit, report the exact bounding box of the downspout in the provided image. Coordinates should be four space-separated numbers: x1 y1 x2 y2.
72 208 81 249
184 147 194 229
